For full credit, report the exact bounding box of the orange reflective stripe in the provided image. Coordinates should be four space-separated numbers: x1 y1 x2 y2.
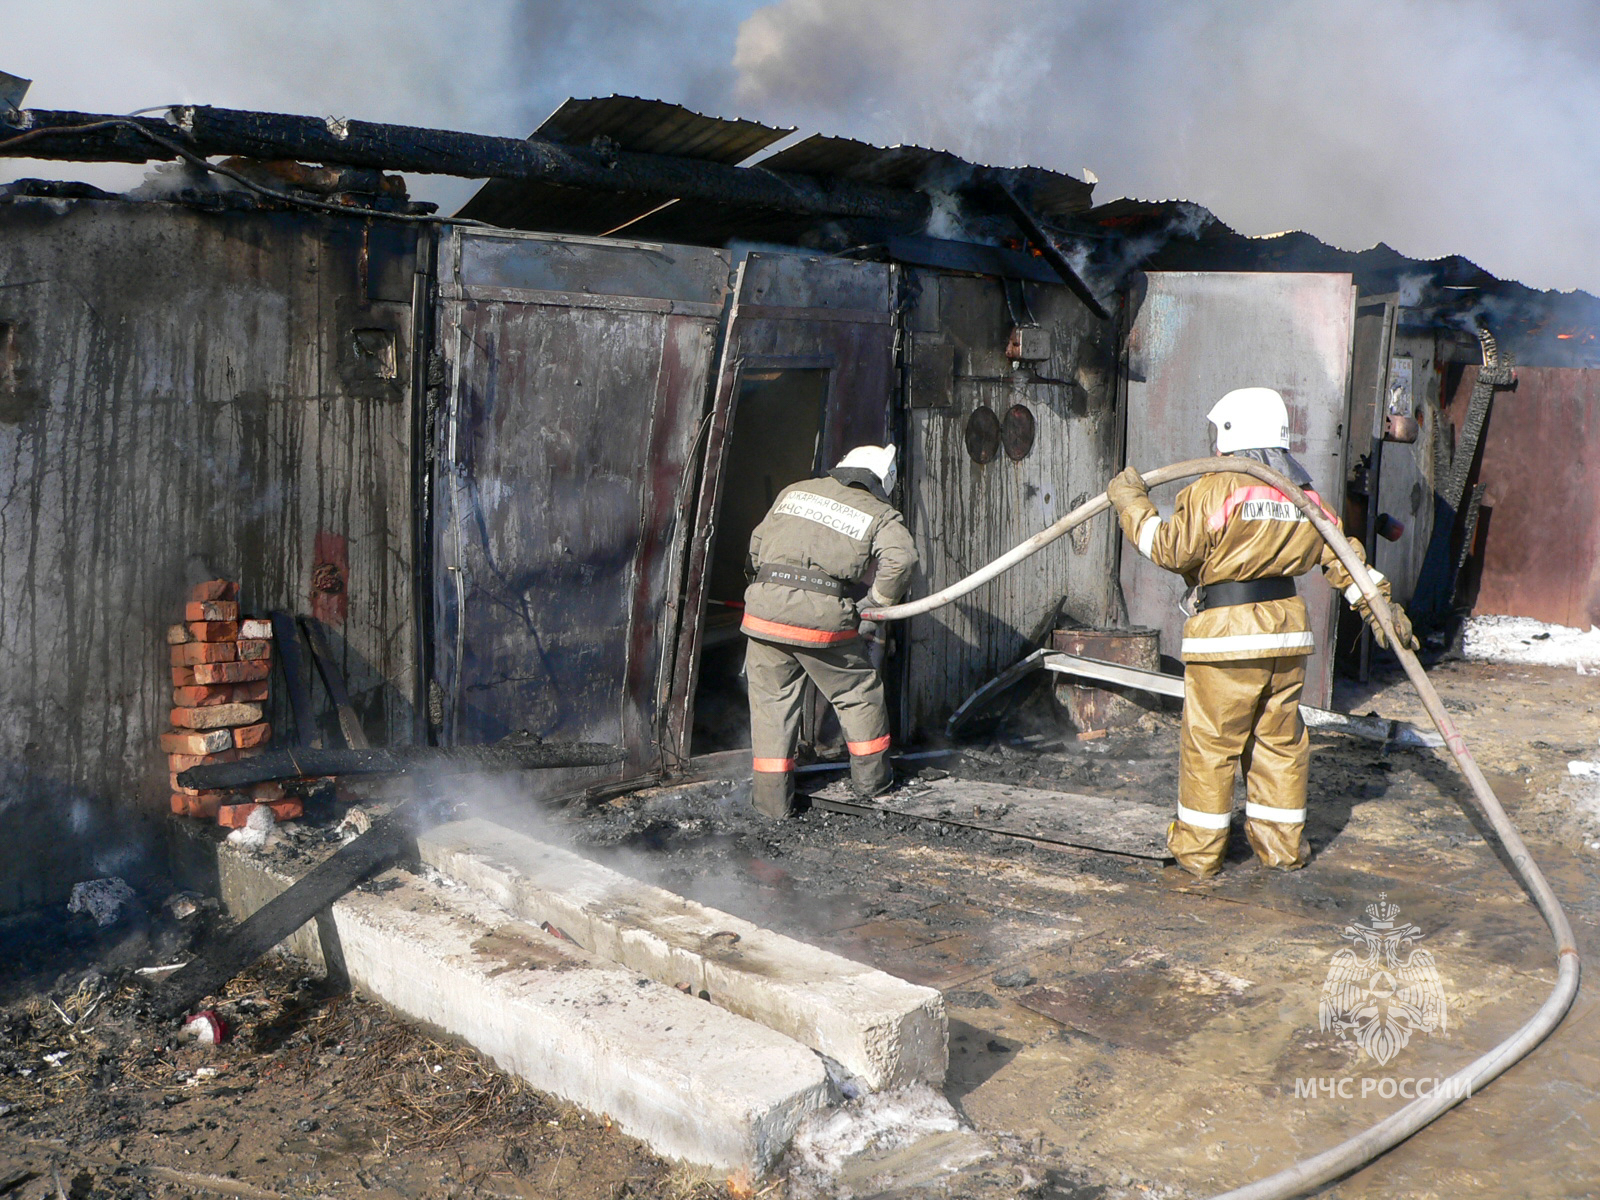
752 757 795 773
1207 486 1335 531
847 735 891 757
740 614 857 644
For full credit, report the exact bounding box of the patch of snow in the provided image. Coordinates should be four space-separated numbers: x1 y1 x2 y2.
1462 615 1600 668
785 1084 973 1192
226 803 278 851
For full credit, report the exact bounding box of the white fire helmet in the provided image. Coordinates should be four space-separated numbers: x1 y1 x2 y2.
1207 387 1290 454
836 443 898 494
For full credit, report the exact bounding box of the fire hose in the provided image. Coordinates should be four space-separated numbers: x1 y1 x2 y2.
861 456 1580 1200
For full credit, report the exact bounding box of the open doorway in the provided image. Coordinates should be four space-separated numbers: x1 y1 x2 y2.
690 365 830 753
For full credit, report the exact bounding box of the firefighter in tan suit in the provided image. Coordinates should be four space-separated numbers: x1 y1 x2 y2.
1107 388 1419 877
742 445 918 818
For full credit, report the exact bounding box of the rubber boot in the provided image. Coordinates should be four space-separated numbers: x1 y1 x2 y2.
751 767 795 819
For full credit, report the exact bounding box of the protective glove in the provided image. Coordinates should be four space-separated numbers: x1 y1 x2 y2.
858 618 886 670
1106 466 1150 515
1357 597 1420 652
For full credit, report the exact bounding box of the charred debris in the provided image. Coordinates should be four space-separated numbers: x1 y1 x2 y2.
1 93 1597 918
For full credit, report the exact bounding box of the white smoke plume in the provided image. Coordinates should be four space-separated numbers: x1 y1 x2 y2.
4 0 1597 292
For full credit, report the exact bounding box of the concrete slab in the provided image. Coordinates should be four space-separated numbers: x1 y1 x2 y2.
417 818 948 1091
214 842 830 1175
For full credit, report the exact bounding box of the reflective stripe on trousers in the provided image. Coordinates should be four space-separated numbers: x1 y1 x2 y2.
745 634 890 815
1172 656 1310 877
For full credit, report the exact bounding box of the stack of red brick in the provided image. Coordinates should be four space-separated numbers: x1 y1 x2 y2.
161 579 301 826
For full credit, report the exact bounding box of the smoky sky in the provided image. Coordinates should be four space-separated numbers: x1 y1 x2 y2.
4 0 1596 292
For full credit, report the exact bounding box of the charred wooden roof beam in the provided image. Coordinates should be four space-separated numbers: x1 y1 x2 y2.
2 105 932 228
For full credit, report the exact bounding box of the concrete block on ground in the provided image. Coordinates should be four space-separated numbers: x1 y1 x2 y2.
213 843 830 1174
418 818 948 1092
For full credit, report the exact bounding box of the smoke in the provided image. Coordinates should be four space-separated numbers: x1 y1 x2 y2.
4 0 1596 291
0 0 748 214
729 0 1600 293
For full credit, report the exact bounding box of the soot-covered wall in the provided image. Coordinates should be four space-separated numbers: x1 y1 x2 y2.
0 197 418 913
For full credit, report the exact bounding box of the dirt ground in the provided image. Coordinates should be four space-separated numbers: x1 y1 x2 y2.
1 658 1596 1199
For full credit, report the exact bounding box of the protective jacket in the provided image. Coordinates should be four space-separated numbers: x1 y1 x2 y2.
1115 469 1389 663
742 474 918 648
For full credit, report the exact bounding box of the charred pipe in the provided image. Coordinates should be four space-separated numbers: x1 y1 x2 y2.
865 457 1579 1200
1 106 931 228
177 740 624 791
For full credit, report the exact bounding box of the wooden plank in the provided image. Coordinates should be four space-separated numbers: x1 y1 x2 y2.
155 800 428 1018
301 616 370 750
809 775 1172 860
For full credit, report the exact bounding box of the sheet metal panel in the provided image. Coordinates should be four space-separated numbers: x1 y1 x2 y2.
1121 273 1355 706
0 200 418 912
901 272 1123 740
1370 330 1440 606
433 228 727 788
666 253 894 758
536 96 794 164
1446 365 1600 628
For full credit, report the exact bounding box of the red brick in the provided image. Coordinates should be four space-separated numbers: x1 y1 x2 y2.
249 782 286 801
160 729 234 755
170 779 227 799
172 642 236 666
173 684 236 708
185 600 239 622
166 623 193 645
170 793 190 815
236 639 272 661
216 802 258 828
168 749 237 772
171 703 263 730
233 721 272 749
239 619 274 640
190 794 223 820
265 798 303 821
187 621 239 643
233 744 267 760
190 580 238 602
228 680 269 703
192 659 267 685
172 666 198 687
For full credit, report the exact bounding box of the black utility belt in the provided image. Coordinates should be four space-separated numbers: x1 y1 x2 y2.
756 564 845 596
1195 577 1297 611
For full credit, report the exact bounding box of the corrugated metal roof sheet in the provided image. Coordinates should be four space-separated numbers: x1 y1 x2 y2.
758 134 964 190
455 98 1095 241
758 136 1094 218
536 95 794 165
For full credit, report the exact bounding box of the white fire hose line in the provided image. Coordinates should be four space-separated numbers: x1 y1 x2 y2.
862 456 1581 1200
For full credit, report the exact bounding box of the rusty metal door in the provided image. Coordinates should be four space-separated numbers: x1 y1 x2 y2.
1121 272 1356 706
665 251 895 760
431 227 729 788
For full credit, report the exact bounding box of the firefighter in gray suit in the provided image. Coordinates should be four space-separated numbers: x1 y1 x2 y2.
741 445 918 818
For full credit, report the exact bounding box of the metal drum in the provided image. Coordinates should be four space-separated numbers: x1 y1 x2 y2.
1050 626 1163 733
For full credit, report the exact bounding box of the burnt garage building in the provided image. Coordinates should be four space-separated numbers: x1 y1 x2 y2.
1 96 1596 912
